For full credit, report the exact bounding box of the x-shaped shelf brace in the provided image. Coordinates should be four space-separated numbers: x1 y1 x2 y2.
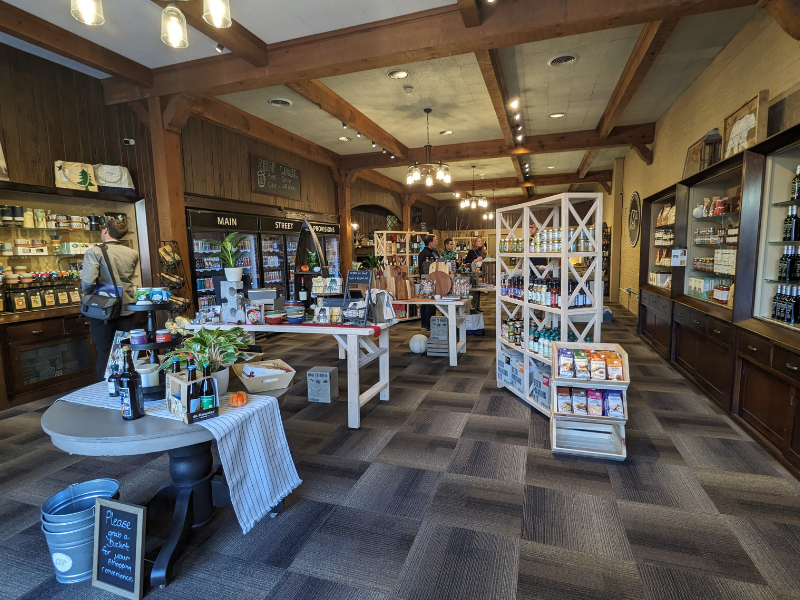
500 302 521 320
499 211 524 245
567 313 597 342
498 256 522 277
530 257 559 280
567 199 599 251
568 258 598 307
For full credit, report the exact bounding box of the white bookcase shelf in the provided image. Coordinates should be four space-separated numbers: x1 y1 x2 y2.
374 231 425 279
495 192 604 418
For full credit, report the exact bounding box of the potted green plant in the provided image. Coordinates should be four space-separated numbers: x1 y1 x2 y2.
212 232 247 282
160 326 252 394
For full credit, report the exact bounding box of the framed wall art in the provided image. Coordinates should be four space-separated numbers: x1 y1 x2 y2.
722 90 769 159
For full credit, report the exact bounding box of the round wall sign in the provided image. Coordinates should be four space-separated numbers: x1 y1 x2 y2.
628 192 641 247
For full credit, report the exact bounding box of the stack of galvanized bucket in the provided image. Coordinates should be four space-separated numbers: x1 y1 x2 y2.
40 479 120 584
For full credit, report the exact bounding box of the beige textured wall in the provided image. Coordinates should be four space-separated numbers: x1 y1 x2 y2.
619 11 800 313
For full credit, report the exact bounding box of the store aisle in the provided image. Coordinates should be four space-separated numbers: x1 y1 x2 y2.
2 305 800 600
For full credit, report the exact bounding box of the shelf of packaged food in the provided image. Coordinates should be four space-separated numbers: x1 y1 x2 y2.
768 240 800 245
693 243 738 247
498 337 552 365
551 375 629 391
263 266 283 270
196 268 222 272
193 250 220 254
686 293 732 307
654 244 673 248
498 295 527 307
693 211 740 222
0 226 103 233
650 267 673 272
197 289 216 294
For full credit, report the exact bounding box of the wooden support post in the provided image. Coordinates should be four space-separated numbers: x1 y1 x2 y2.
149 96 190 284
332 168 361 273
400 194 417 230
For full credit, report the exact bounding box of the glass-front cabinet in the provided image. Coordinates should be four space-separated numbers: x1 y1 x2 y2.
647 192 676 290
754 141 800 329
684 166 742 309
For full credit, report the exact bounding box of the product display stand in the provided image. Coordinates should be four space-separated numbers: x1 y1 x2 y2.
374 231 426 279
549 341 629 460
123 304 184 398
495 192 604 417
158 240 191 314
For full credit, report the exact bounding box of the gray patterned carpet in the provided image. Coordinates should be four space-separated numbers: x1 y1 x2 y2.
2 304 800 599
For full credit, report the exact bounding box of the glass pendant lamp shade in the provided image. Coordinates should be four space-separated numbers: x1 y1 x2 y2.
413 167 421 181
162 3 189 48
444 173 451 184
203 0 232 28
406 173 413 185
71 0 104 25
489 213 494 220
483 214 488 220
425 175 433 187
471 200 476 209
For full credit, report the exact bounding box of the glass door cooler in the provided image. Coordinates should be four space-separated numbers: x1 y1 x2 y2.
192 230 224 310
235 232 260 288
286 235 299 300
260 234 286 295
322 235 340 277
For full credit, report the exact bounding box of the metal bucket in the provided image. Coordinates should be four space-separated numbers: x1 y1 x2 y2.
41 523 95 584
41 514 94 534
41 479 120 523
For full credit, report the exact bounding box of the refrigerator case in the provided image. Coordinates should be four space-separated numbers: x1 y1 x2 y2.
322 236 340 277
192 230 224 309
286 235 299 300
260 234 287 295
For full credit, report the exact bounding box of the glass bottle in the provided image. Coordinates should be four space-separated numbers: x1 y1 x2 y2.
791 165 800 203
200 363 216 410
119 346 144 421
186 362 200 413
171 357 181 374
107 363 120 398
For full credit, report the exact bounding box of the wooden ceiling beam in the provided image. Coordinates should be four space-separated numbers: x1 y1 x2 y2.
341 124 654 170
530 170 613 187
439 194 551 208
149 0 269 67
0 0 152 87
186 97 340 168
285 80 408 158
597 19 678 138
759 0 800 40
102 0 756 104
458 0 482 27
356 169 406 194
577 149 601 178
475 49 515 149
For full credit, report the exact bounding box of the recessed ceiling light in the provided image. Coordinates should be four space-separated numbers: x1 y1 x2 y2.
510 99 519 109
440 130 453 136
547 166 556 169
515 113 520 120
549 112 566 118
338 136 351 142
388 70 409 79
516 134 523 141
268 98 293 107
479 174 485 178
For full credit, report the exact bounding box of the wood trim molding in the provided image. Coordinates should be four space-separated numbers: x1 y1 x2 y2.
102 0 754 104
149 0 269 66
458 0 482 27
759 0 800 40
286 80 408 158
0 0 152 87
162 94 194 133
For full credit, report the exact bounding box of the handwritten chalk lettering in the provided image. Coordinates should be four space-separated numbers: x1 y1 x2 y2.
252 155 301 201
102 566 134 582
106 510 132 529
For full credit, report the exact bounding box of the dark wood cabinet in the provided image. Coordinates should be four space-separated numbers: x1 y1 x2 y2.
639 288 672 359
674 322 699 375
739 360 794 449
696 335 734 411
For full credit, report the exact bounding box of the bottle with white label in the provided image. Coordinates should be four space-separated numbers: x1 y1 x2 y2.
299 281 308 302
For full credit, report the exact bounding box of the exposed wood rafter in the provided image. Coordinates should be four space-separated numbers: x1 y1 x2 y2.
577 149 601 178
0 0 152 87
458 0 482 27
149 0 269 67
632 143 654 165
102 0 755 104
759 0 800 40
162 94 194 133
128 101 150 129
285 80 408 158
475 49 515 149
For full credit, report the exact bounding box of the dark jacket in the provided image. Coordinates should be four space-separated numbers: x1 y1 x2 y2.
464 249 482 264
418 246 440 264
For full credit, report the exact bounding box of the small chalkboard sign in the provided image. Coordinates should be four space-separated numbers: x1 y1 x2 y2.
251 154 302 201
92 498 146 600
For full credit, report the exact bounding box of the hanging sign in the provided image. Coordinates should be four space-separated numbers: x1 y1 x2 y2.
92 499 146 600
251 155 302 201
628 192 641 248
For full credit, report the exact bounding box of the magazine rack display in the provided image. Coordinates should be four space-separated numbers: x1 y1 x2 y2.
495 192 604 417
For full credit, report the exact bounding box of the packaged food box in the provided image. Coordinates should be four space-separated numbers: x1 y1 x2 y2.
573 350 590 379
557 387 572 413
604 390 625 419
606 357 624 381
558 348 575 378
590 352 607 380
587 389 603 415
572 389 588 415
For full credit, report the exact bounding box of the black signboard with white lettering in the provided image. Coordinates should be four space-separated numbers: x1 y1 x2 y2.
92 499 145 600
310 222 340 235
187 210 258 231
251 155 302 201
261 217 302 233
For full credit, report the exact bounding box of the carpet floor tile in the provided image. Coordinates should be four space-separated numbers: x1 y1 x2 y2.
374 432 458 472
671 435 782 477
447 439 527 483
265 572 387 600
343 462 441 520
461 414 530 447
400 409 469 438
695 471 800 525
636 563 776 600
525 448 616 498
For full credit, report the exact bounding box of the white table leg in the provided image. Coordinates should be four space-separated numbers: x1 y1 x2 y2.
338 343 346 360
448 304 457 366
347 334 361 429
458 303 467 354
379 328 390 401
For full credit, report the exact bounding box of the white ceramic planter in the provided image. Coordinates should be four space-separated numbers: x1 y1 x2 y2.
210 367 230 395
224 267 243 282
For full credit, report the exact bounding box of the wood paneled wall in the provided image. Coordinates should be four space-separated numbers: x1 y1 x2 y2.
352 206 392 238
0 43 155 202
350 178 402 218
416 201 438 231
181 117 337 216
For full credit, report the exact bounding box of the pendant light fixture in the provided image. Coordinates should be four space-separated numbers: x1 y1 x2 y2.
460 166 487 209
483 189 495 220
161 2 189 48
204 0 232 28
71 0 104 25
407 108 451 186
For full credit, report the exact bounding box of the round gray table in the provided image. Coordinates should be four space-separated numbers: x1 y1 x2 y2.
41 384 289 589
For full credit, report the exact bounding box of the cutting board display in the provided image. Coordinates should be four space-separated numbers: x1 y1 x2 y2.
426 271 452 296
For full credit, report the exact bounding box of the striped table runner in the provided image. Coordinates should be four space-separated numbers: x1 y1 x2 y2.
58 382 301 534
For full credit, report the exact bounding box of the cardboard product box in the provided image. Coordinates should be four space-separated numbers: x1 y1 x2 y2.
166 372 219 424
307 366 339 403
232 359 296 393
531 364 551 410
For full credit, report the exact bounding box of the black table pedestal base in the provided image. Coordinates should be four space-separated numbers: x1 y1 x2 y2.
146 441 231 589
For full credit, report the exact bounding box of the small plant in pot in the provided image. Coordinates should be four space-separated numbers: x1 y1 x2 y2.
212 232 247 282
160 326 251 394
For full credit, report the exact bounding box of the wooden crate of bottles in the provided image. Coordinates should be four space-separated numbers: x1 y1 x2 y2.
165 371 219 424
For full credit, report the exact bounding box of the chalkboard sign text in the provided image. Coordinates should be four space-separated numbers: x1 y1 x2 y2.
92 499 145 600
251 155 302 202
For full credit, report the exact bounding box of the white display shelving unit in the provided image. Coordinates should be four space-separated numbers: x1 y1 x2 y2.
549 341 629 460
495 192 604 417
374 231 425 279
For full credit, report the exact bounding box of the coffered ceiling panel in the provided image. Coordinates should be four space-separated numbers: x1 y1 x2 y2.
499 26 643 137
375 157 518 184
219 86 379 155
618 6 758 126
525 151 588 175
321 54 504 148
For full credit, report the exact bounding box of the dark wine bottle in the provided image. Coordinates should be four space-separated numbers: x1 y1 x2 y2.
200 363 216 410
107 363 120 398
186 362 200 413
119 346 144 420
791 165 800 203
171 357 181 374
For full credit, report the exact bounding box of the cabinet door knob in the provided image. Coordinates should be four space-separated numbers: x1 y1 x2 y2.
787 363 798 371
693 320 700 324
713 329 721 334
747 345 758 351
31 330 43 334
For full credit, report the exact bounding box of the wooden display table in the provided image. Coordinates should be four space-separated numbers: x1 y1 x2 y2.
409 298 469 366
186 322 390 429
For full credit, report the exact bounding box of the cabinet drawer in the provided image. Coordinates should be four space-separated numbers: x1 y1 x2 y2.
688 310 707 333
640 290 651 306
657 296 671 316
774 346 800 385
674 304 691 326
63 316 91 335
7 319 64 340
738 331 771 368
706 318 732 347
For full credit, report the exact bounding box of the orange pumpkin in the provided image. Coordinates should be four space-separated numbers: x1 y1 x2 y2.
229 391 248 407
300 265 309 272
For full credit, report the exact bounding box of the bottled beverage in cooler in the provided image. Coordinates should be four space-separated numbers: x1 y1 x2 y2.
791 165 800 203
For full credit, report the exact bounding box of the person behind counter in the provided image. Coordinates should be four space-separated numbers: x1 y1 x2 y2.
418 235 440 330
80 218 140 381
463 237 485 313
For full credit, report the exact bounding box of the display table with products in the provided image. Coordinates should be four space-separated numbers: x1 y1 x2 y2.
409 298 469 366
41 381 293 588
186 321 390 429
